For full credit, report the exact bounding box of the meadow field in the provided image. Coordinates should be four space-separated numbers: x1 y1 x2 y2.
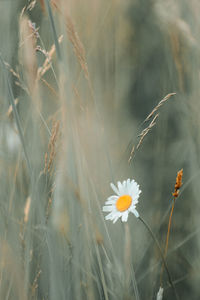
0 0 200 299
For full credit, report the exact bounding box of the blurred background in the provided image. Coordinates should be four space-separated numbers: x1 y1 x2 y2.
0 0 200 299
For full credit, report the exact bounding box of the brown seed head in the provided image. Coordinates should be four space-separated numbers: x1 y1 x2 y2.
172 168 183 198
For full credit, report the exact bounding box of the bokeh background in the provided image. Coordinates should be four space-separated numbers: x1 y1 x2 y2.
0 0 200 299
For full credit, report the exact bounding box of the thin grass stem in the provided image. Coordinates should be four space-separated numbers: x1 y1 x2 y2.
138 215 179 300
0 53 32 174
160 198 175 284
44 0 61 61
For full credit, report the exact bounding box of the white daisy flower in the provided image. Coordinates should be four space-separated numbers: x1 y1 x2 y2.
103 179 141 223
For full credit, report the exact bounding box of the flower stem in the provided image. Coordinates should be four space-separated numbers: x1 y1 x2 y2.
138 216 179 300
160 198 175 285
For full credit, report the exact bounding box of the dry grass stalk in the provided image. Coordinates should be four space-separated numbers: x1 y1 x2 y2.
129 114 159 163
4 60 29 94
19 18 38 48
7 98 19 119
31 269 42 297
44 120 60 174
128 145 135 164
44 152 48 174
19 16 38 93
172 168 183 198
40 78 59 99
4 62 20 80
39 0 45 13
46 197 52 223
160 169 183 284
66 16 90 81
27 20 39 39
14 81 29 94
37 35 63 80
27 0 36 11
124 224 131 291
95 229 104 245
52 2 91 83
137 113 159 149
144 93 176 123
45 183 56 222
24 196 31 223
129 93 175 162
169 28 184 92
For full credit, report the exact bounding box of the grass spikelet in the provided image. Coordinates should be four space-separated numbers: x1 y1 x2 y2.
27 0 37 11
52 2 91 85
19 15 38 93
129 114 159 162
144 93 176 123
24 196 31 223
0 54 32 173
7 98 19 119
44 0 62 61
160 169 183 285
137 113 159 149
31 269 42 297
37 35 63 80
129 93 176 163
4 62 20 80
172 168 183 198
44 120 60 174
65 16 90 81
40 77 59 98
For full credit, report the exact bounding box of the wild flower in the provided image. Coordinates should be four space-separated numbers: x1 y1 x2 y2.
102 179 141 223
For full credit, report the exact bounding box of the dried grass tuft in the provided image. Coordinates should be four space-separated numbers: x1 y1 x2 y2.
44 120 60 174
144 93 176 123
172 168 183 198
24 196 31 223
160 169 183 285
37 35 63 80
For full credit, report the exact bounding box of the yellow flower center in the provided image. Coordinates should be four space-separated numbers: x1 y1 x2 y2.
116 195 132 212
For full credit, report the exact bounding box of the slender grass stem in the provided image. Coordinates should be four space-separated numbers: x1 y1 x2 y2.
124 224 140 300
160 198 175 284
0 53 32 174
44 0 61 61
138 215 179 300
95 243 109 300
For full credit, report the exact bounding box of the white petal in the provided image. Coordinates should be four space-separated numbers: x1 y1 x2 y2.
105 199 116 205
131 197 139 206
117 181 123 190
117 181 124 195
131 209 139 218
103 205 114 212
126 178 130 187
129 184 140 196
107 195 118 201
105 212 115 220
121 211 129 222
110 183 119 195
113 214 120 223
126 179 132 194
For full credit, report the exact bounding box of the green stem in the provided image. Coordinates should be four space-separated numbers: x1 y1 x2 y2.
0 54 32 174
44 0 61 61
138 216 179 300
